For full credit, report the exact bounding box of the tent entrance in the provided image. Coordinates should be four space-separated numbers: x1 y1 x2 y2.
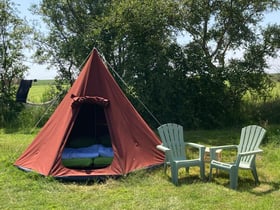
62 97 113 169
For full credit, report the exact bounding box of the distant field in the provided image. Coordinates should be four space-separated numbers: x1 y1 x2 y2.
27 80 56 103
268 73 280 82
32 79 55 86
26 75 280 104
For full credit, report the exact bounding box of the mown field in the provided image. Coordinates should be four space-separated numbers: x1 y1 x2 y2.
27 80 56 103
1 127 280 209
0 79 280 209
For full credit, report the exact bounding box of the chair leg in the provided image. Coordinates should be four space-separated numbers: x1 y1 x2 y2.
209 164 213 181
164 163 167 173
171 163 179 185
229 168 238 190
251 167 260 185
200 163 205 180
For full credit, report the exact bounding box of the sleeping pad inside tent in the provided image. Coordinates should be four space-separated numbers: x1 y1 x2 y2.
62 100 113 169
14 48 164 179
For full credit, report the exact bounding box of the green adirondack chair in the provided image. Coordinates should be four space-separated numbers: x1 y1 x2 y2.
209 125 266 189
156 123 205 185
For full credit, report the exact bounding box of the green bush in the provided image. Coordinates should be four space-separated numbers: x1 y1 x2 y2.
3 84 62 132
0 97 24 129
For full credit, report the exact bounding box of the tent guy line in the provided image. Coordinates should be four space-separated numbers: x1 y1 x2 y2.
99 51 162 127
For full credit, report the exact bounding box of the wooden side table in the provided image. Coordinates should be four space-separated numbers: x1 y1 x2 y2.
204 147 222 174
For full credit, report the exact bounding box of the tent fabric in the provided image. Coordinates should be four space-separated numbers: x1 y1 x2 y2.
16 80 33 103
14 48 164 178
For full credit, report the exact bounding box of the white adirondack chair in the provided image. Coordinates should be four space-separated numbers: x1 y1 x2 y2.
209 125 266 189
156 123 205 185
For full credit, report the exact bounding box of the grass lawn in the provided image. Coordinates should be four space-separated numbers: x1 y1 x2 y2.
1 127 280 210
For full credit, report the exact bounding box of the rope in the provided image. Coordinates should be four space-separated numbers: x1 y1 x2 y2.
25 98 58 106
76 48 94 72
29 48 94 132
30 93 62 133
99 52 161 126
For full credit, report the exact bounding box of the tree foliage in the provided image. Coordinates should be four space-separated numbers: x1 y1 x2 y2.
33 0 280 128
32 0 111 85
0 0 31 127
177 0 280 127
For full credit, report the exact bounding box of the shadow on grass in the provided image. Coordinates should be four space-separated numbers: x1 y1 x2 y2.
207 172 280 193
160 168 207 187
176 175 207 186
55 165 164 186
249 181 280 195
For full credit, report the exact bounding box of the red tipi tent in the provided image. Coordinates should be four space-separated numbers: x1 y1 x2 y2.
14 49 164 179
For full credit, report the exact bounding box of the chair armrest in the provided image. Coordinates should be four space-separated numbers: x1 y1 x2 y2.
235 149 263 165
185 142 205 149
156 145 173 161
185 142 205 160
210 145 238 151
239 149 263 157
209 145 238 160
156 145 170 152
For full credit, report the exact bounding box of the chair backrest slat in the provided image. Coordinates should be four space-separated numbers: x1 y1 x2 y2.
238 125 266 166
157 123 186 160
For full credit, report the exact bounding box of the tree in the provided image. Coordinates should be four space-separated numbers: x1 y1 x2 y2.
95 0 183 125
33 0 183 127
34 0 280 128
177 0 280 127
0 0 31 127
32 0 112 85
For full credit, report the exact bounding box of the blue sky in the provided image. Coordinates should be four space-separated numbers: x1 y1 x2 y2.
13 0 55 79
14 0 280 79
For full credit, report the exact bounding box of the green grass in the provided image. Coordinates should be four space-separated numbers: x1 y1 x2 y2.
3 78 279 209
26 80 56 103
1 127 280 210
